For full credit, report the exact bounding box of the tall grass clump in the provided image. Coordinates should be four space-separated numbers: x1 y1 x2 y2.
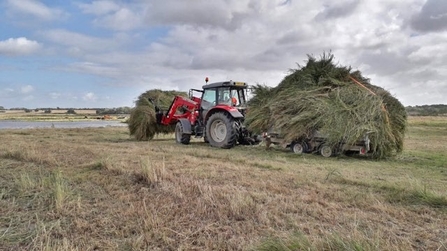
51 171 70 211
136 157 168 187
246 53 407 158
18 172 38 193
128 90 187 140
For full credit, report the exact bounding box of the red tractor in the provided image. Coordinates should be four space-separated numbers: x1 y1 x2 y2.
150 79 260 148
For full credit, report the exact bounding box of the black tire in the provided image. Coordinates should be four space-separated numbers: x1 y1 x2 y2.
205 112 238 149
175 121 191 145
291 141 308 154
302 141 311 153
234 120 252 145
319 145 333 157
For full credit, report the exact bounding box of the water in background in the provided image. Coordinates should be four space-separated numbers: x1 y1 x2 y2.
0 120 127 129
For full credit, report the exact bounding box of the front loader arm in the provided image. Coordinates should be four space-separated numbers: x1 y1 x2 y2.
159 96 198 125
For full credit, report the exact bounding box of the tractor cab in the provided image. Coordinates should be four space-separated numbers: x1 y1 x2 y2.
200 81 248 111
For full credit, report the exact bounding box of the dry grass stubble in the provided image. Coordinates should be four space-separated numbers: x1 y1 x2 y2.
0 118 446 250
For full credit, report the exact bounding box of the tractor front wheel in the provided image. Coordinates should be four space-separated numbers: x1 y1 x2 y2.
175 121 191 145
206 112 238 149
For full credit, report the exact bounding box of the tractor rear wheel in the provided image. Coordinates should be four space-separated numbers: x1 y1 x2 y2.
206 112 238 149
175 121 191 145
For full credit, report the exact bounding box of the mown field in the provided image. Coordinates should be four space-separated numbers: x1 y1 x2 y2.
0 110 120 122
0 116 446 250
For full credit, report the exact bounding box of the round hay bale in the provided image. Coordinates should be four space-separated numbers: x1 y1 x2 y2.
128 99 157 141
128 89 188 141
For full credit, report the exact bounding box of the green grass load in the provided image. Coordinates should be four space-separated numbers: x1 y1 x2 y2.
245 53 407 158
128 90 187 141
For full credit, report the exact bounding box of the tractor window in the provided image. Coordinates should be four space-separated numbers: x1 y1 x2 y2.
236 89 246 106
231 89 240 106
217 87 232 105
202 89 216 110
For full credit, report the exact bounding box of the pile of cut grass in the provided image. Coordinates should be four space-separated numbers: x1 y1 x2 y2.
128 90 187 140
246 53 407 158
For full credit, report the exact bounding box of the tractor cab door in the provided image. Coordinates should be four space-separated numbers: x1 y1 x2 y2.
200 88 217 123
232 88 247 107
217 87 233 106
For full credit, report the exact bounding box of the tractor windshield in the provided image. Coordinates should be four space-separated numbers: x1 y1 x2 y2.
217 87 246 107
217 87 232 105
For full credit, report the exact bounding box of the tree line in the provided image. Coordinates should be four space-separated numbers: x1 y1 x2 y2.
405 104 447 116
0 106 132 115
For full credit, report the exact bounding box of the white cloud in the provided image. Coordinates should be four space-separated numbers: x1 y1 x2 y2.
55 1 442 106
77 0 120 15
124 0 444 105
411 0 447 32
22 95 34 101
21 85 34 94
93 7 143 31
144 1 232 29
0 37 41 56
0 88 15 99
49 92 61 99
83 92 97 101
6 0 66 20
42 29 124 53
2 0 447 108
76 1 143 30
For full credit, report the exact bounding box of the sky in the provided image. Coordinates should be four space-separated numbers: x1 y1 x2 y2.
0 0 446 109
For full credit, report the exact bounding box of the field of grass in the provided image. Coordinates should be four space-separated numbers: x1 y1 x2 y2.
0 116 446 250
0 110 122 122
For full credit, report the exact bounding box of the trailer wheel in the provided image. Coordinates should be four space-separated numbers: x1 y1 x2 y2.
175 121 191 145
291 141 307 154
319 145 333 157
206 112 237 149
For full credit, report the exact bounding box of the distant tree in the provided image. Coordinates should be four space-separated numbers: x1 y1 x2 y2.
117 106 131 114
35 109 39 112
24 109 32 113
96 107 131 115
44 109 52 114
405 104 447 116
66 108 76 114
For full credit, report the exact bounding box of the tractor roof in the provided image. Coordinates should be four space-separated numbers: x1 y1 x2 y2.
202 81 247 89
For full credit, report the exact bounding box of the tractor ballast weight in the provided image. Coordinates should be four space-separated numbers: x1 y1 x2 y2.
149 80 260 149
